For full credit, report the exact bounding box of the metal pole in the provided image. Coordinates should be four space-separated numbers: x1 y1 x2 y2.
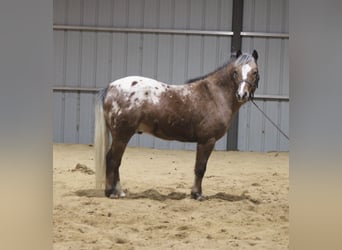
53 25 289 39
227 0 244 151
53 25 234 37
52 87 289 101
52 86 100 92
240 31 289 38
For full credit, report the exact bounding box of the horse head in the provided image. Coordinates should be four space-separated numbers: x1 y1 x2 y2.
232 50 259 103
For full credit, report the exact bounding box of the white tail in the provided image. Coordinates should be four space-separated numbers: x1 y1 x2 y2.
94 89 109 189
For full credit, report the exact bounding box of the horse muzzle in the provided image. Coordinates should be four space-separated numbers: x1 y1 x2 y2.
236 80 256 102
236 90 252 102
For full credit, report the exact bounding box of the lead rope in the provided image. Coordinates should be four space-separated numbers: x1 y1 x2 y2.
251 99 289 141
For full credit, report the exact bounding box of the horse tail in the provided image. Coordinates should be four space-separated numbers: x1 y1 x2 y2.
94 87 109 189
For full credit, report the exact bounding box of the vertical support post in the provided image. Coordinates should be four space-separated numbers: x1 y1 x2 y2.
227 0 244 150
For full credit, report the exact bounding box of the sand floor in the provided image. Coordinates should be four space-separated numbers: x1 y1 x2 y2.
53 143 288 250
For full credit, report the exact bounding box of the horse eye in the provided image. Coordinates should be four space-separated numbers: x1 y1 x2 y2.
233 71 238 79
253 71 258 76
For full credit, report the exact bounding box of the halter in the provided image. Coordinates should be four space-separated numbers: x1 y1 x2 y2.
233 70 259 89
238 73 259 88
238 79 256 87
235 74 259 100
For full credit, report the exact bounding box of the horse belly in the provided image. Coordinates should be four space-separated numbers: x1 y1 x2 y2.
136 123 154 134
137 118 197 142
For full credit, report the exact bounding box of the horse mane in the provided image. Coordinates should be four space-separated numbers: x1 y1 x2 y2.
185 52 254 84
234 53 255 66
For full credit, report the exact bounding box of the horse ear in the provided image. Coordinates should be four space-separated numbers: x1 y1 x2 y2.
252 50 258 61
236 50 242 58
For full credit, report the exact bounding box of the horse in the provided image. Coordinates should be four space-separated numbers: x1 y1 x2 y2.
94 50 259 200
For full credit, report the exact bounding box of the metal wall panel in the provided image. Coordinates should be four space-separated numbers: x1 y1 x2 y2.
53 0 233 150
238 0 289 151
53 0 288 151
53 0 66 143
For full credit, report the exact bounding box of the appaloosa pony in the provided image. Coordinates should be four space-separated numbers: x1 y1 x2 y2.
94 50 259 200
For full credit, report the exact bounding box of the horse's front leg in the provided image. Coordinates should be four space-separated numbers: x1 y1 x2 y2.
191 138 216 201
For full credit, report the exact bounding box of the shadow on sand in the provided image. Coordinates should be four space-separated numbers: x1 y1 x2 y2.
75 188 260 204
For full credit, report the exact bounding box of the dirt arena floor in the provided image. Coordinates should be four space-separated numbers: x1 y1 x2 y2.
53 143 289 250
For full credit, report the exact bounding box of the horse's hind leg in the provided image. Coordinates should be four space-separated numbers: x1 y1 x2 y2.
191 138 216 201
105 135 131 198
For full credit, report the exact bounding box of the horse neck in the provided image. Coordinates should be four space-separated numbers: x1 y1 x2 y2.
210 63 235 87
195 63 242 113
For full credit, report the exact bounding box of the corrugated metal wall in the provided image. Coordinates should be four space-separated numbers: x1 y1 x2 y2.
53 0 289 152
53 0 233 150
238 0 289 151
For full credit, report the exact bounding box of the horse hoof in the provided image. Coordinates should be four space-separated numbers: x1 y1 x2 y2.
196 195 205 201
105 189 114 198
108 191 126 199
109 193 120 199
191 192 205 201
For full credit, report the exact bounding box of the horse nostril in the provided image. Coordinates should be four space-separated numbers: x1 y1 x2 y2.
242 92 247 99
